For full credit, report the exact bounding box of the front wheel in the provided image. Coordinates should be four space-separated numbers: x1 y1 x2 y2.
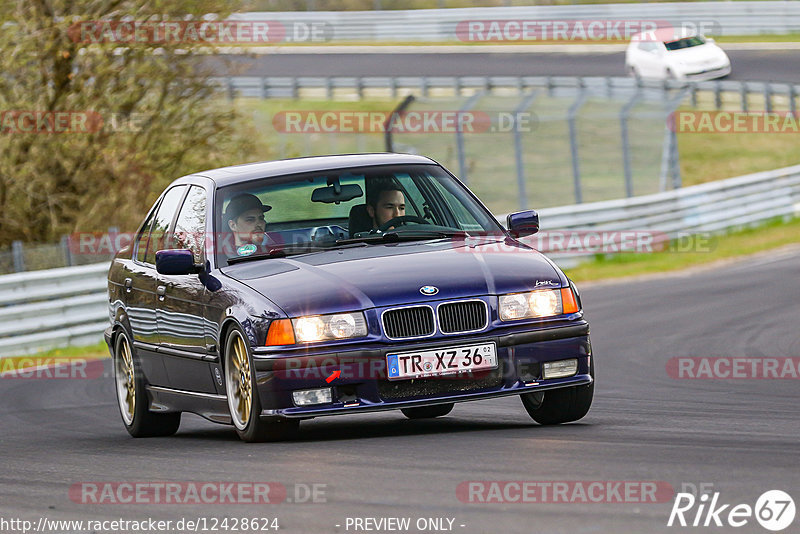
521 382 593 425
114 330 181 437
401 403 454 419
224 327 298 442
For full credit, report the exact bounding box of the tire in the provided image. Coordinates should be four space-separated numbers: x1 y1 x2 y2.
114 330 181 437
520 360 594 425
401 403 454 419
224 327 299 443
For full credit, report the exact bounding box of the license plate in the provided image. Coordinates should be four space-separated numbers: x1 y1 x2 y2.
386 343 497 381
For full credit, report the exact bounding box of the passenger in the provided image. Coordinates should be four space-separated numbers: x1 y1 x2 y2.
223 193 272 255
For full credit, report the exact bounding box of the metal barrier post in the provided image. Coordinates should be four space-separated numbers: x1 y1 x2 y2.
261 77 269 99
12 241 25 273
61 235 73 267
740 82 748 112
512 91 541 211
714 81 722 110
567 82 588 204
791 85 798 115
765 83 773 113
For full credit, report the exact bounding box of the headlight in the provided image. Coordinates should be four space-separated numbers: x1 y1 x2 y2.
499 288 579 321
292 312 368 343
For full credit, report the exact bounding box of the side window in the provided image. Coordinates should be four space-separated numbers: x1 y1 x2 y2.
144 186 187 265
170 186 207 262
135 202 159 263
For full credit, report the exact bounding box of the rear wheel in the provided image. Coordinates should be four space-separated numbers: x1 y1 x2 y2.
224 327 298 442
114 331 180 437
401 403 454 419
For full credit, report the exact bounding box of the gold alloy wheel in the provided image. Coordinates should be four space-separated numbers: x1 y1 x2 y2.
115 334 136 425
226 331 252 430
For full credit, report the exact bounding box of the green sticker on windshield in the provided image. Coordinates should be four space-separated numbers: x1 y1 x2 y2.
237 244 257 256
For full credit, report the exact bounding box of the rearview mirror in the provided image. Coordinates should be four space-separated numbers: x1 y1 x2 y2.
507 210 540 238
311 183 363 204
156 249 201 275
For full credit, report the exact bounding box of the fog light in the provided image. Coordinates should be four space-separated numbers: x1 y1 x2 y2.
542 359 578 379
292 388 332 406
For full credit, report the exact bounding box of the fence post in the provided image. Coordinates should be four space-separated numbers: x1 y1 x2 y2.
291 77 299 99
512 91 541 211
420 77 429 98
455 92 484 185
325 77 333 100
714 81 722 110
790 84 797 115
12 240 25 273
620 86 643 198
567 82 588 204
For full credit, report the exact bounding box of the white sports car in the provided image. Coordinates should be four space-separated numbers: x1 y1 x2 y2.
625 28 731 81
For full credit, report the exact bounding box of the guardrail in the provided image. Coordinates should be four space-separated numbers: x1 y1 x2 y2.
1 163 799 357
235 2 800 39
218 75 800 113
0 263 110 357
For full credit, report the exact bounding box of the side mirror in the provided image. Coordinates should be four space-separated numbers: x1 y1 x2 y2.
156 249 200 275
506 210 539 238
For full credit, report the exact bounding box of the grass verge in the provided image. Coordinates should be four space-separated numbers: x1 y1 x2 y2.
564 217 800 282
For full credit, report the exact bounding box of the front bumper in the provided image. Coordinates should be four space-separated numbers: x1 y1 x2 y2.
682 63 731 81
250 322 592 419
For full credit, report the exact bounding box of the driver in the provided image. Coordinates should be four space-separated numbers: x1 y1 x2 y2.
367 182 406 230
223 193 272 255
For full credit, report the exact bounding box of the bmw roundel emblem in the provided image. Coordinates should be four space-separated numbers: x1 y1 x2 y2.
420 285 439 296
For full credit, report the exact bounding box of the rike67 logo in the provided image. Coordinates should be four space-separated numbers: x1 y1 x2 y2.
668 488 795 531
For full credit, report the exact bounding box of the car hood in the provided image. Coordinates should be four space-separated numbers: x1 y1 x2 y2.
221 238 563 316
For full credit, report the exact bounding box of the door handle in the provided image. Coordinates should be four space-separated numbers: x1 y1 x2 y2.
157 285 166 300
124 278 132 293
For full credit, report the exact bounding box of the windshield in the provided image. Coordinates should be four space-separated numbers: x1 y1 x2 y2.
214 163 505 265
665 36 706 51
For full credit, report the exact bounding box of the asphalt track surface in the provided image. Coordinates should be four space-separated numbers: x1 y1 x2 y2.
1 247 798 533
218 49 800 83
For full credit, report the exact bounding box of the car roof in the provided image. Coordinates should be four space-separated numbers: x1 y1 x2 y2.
178 153 438 188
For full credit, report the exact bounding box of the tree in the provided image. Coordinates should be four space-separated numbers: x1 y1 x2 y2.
0 0 257 246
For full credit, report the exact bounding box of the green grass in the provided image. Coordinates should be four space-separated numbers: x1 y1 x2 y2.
564 217 800 282
3 341 109 364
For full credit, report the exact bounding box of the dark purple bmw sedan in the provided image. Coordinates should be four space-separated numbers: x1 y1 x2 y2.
106 153 593 442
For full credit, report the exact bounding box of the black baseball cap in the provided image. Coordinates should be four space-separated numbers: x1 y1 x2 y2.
224 193 272 222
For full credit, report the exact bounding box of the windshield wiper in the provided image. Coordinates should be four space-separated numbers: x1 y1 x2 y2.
335 229 468 246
